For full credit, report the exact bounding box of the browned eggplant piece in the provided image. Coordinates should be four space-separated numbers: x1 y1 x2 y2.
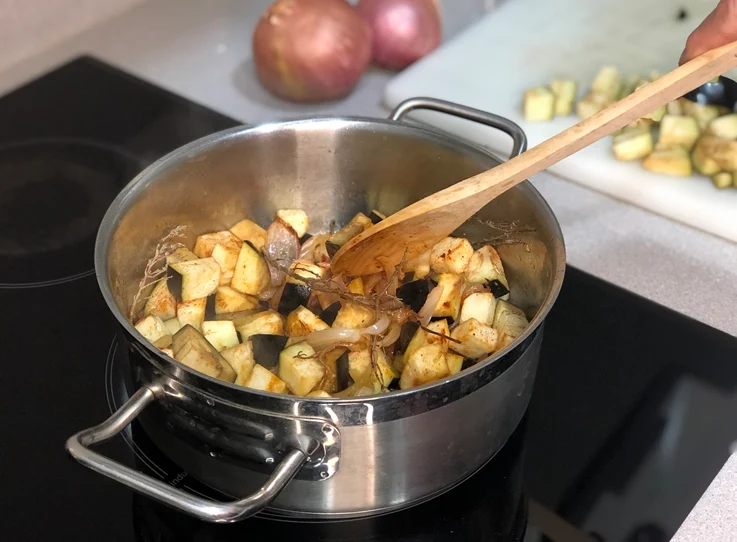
336 351 353 391
319 302 341 326
487 279 510 299
278 283 312 315
369 210 386 224
396 279 437 313
325 241 340 258
251 334 289 369
171 324 236 382
399 321 421 353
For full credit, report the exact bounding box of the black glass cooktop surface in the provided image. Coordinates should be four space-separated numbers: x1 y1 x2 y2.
2 56 737 542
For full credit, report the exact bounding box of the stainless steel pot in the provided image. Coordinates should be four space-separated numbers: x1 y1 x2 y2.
66 98 565 523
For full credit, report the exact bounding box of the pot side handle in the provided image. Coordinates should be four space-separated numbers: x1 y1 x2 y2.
65 384 307 523
389 97 528 158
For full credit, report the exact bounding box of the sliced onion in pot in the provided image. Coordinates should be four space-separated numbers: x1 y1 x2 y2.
299 234 327 261
417 285 443 326
362 314 390 335
305 328 362 349
380 320 401 346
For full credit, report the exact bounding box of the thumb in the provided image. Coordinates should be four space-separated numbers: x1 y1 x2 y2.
680 0 737 64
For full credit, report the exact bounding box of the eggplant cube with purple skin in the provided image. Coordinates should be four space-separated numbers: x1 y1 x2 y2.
170 257 221 301
287 306 329 337
432 274 463 321
328 213 373 247
201 320 240 352
235 310 285 340
465 245 509 295
171 324 236 382
348 348 397 392
215 286 260 315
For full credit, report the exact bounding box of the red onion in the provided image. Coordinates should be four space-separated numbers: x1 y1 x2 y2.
380 320 401 346
253 0 372 102
417 284 443 326
299 233 328 261
356 0 441 70
362 314 390 335
265 218 300 286
306 328 362 349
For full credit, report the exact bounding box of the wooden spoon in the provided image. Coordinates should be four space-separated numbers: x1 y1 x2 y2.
332 41 737 276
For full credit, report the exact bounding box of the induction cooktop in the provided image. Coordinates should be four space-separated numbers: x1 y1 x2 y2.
2 56 736 542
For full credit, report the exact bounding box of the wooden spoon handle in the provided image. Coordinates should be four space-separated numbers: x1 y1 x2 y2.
454 39 737 203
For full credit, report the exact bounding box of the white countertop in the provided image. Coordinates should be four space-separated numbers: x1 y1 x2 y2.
1 0 735 540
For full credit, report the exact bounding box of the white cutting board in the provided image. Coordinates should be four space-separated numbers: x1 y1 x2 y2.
384 0 737 243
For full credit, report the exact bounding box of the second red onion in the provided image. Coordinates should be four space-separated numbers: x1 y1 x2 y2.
356 0 442 71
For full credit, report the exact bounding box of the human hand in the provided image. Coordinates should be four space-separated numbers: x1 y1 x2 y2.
680 0 737 64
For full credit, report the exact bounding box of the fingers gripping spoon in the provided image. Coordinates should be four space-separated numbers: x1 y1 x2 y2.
332 40 737 276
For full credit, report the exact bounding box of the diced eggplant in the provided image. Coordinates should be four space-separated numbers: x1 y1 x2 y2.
446 352 465 375
430 237 474 275
171 324 236 382
712 172 732 189
215 286 260 314
170 257 220 301
576 93 610 120
523 87 554 122
348 348 397 392
251 334 289 369
135 315 172 348
278 282 312 314
369 210 386 224
692 136 737 171
347 277 365 295
403 325 430 364
424 319 451 353
432 274 464 321
328 213 373 246
333 303 375 329
466 245 508 289
493 300 529 349
611 128 654 161
276 209 310 238
211 243 239 285
215 309 264 326
222 342 256 385
396 279 435 312
166 247 198 265
449 318 499 359
278 342 323 396
399 344 449 390
459 292 497 326
235 310 285 340
319 302 341 326
487 279 510 299
708 114 737 140
144 279 177 320
241 364 287 393
176 298 207 331
692 142 722 176
642 147 692 176
201 320 239 352
231 241 271 296
682 101 723 130
550 80 577 117
230 218 267 250
657 115 700 151
287 260 326 284
325 241 340 258
336 351 353 391
193 230 242 259
163 317 183 336
403 249 431 280
286 306 329 337
591 66 622 101
399 321 420 353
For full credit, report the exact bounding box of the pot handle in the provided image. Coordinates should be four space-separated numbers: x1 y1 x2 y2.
65 384 307 523
389 97 528 158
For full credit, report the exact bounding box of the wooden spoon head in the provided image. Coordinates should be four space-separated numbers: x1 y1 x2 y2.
331 197 481 276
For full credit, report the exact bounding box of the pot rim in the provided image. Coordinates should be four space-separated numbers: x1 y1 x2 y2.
96 115 566 404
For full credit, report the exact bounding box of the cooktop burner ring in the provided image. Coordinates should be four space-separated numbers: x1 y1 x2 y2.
0 138 143 289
